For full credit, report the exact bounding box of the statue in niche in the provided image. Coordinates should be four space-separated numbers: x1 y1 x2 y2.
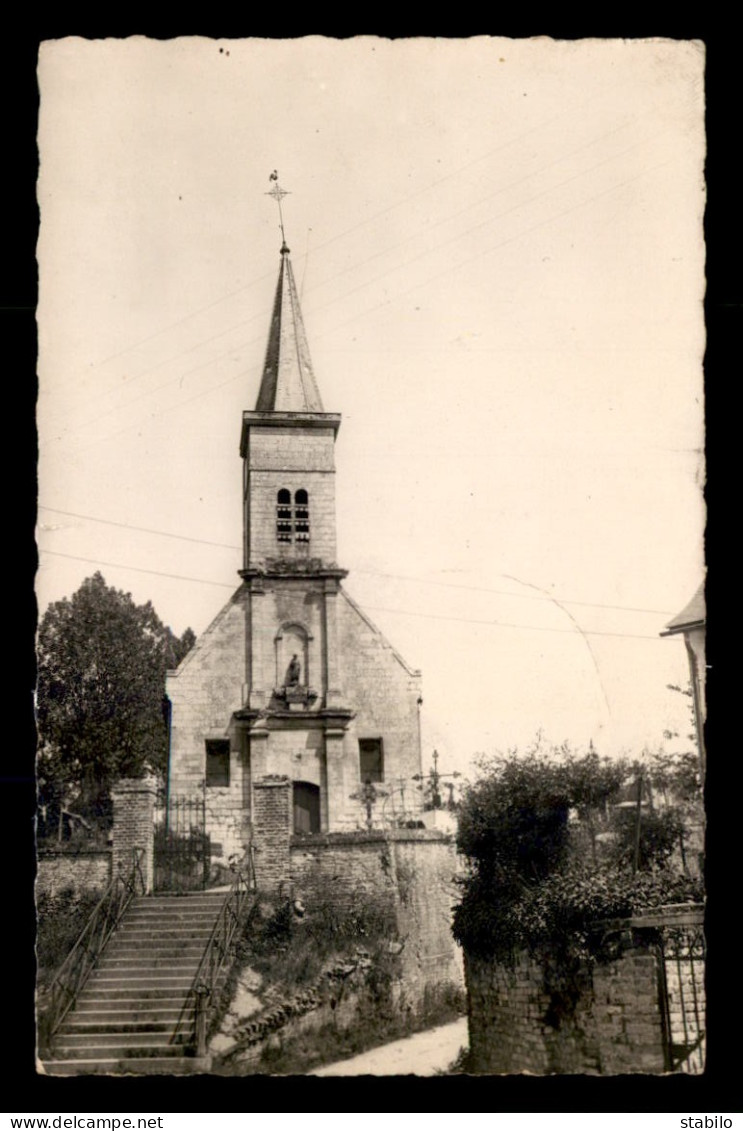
285 654 301 687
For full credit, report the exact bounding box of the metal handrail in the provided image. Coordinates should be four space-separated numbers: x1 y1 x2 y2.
171 854 256 1057
40 847 145 1050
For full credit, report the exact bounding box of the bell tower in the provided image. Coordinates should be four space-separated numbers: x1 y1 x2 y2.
239 241 342 573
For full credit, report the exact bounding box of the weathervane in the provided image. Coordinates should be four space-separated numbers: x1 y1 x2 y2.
266 170 291 249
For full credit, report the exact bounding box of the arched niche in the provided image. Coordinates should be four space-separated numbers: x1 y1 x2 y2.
274 622 312 691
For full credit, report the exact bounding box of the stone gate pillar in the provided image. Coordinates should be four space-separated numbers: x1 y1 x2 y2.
252 774 292 895
111 777 157 894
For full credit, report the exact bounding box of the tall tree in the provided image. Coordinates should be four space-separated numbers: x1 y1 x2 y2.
37 573 195 821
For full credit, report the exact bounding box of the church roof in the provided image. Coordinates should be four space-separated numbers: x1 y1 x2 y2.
661 582 706 635
254 244 325 413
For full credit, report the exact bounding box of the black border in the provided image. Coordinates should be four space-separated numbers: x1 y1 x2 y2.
7 23 733 1113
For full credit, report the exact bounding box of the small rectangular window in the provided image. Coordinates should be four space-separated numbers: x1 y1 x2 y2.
359 738 384 783
205 739 230 787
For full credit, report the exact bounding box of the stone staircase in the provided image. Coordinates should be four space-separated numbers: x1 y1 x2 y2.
41 891 227 1075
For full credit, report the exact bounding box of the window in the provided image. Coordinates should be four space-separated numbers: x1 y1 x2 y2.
293 781 321 834
276 488 292 543
275 488 310 545
294 489 310 542
205 739 230 787
359 738 384 783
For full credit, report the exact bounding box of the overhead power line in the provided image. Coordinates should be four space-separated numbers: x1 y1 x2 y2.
40 550 238 591
361 603 664 642
39 506 239 551
38 549 668 641
37 505 674 615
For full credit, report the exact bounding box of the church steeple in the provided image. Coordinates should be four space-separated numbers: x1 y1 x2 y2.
254 244 325 413
240 182 342 575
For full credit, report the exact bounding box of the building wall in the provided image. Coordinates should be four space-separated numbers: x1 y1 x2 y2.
166 590 250 860
334 590 422 829
251 581 326 700
246 426 338 567
465 945 666 1075
166 576 422 847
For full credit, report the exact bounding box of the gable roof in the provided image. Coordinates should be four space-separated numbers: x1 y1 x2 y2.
662 582 706 635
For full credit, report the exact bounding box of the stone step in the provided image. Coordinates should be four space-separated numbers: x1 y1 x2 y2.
105 944 206 959
59 1017 191 1035
111 927 214 936
131 894 227 904
66 1013 192 1031
41 888 229 1076
95 957 201 973
123 904 222 913
53 1030 189 1051
77 986 192 1003
84 975 194 992
41 1056 210 1075
51 1043 188 1062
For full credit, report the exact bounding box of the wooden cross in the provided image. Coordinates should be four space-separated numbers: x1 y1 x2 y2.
350 778 387 830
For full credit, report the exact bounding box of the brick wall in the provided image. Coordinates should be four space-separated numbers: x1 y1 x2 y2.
111 778 157 894
253 775 292 894
36 849 112 898
465 943 666 1075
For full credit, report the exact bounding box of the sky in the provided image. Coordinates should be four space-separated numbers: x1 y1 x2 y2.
36 36 706 779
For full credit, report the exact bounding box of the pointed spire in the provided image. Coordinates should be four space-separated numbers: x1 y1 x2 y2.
255 175 324 413
255 247 324 412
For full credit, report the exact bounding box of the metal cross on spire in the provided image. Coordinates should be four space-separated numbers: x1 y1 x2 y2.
266 170 291 250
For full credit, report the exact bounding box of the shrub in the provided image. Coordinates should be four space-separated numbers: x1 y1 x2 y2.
453 741 704 969
36 886 102 988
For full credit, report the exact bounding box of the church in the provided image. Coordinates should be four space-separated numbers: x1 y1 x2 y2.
165 233 424 862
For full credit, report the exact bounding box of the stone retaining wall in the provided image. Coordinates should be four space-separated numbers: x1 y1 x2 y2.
36 849 112 898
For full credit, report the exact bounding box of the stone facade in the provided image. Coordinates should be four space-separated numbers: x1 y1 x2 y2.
465 945 667 1075
289 829 464 1000
166 244 423 862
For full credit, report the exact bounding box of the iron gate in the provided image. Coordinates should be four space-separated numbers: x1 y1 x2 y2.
154 795 211 893
657 921 706 1074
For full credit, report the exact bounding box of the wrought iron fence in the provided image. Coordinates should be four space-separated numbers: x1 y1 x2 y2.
154 794 210 893
657 921 706 1073
631 904 706 1074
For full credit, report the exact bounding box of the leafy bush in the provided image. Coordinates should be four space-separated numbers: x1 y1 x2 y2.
453 740 704 967
36 887 102 988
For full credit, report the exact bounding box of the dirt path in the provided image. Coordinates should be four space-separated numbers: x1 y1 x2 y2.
309 1016 468 1076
